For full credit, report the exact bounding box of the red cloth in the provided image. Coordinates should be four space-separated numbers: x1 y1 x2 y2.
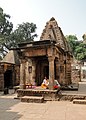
54 85 59 89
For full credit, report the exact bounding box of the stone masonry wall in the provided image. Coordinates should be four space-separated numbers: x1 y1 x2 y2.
0 65 4 90
71 68 80 83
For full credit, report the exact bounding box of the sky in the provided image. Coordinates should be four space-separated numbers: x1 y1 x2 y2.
0 0 86 40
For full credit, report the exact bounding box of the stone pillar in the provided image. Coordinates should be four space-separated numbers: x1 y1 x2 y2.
32 60 36 85
20 59 26 89
0 65 4 90
55 58 60 82
48 56 55 90
15 65 20 85
28 59 32 84
25 61 29 84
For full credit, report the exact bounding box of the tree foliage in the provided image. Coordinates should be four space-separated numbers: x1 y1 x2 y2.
10 22 37 47
66 35 78 53
0 7 37 59
0 7 13 59
66 35 86 60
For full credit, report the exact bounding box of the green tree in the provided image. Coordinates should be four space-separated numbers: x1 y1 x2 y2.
66 35 86 60
74 43 86 60
10 22 37 47
0 7 37 59
65 35 79 54
0 7 13 59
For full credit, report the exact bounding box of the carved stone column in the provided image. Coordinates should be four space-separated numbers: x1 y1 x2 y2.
48 56 55 90
28 59 32 84
20 59 26 89
25 61 29 84
32 59 36 85
55 58 60 82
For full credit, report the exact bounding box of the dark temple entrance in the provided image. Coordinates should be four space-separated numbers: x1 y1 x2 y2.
36 57 49 86
4 70 12 88
35 56 60 86
44 66 49 79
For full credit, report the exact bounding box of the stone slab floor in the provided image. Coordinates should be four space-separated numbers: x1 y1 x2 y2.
0 93 86 120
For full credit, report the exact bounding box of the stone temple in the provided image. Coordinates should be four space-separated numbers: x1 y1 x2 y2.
0 17 72 91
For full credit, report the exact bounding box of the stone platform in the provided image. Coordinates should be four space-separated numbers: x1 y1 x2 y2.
61 92 86 101
17 88 60 101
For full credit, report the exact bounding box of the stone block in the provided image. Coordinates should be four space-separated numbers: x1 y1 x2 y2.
21 96 44 103
73 99 86 104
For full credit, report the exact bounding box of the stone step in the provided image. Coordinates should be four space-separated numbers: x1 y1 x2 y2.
21 96 44 103
73 99 86 104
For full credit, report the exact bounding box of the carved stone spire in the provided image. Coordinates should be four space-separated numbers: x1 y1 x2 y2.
40 17 58 41
40 17 69 50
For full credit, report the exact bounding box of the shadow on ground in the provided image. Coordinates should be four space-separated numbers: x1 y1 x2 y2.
0 97 22 120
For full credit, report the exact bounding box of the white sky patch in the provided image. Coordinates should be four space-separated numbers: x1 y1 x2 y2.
0 0 86 40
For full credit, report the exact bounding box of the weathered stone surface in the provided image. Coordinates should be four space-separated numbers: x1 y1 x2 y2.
73 99 86 104
60 93 86 101
21 96 44 103
17 89 59 101
40 17 71 52
0 51 20 90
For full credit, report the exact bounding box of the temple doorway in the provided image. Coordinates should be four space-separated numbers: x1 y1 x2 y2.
35 57 49 86
4 70 13 88
43 66 49 79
